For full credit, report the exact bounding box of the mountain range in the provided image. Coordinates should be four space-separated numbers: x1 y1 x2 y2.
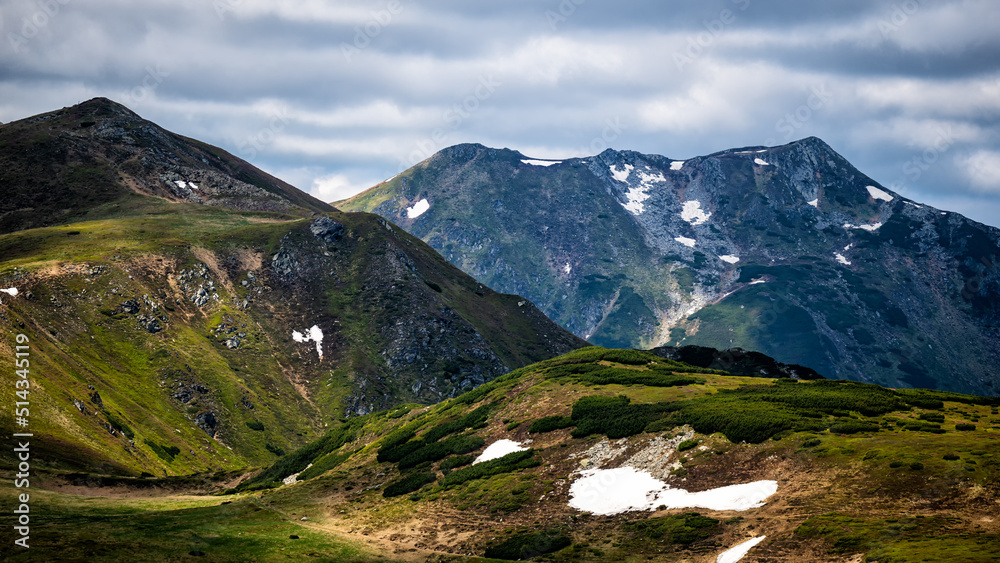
340 140 1000 395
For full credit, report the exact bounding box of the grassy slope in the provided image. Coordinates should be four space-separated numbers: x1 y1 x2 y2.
6 347 997 561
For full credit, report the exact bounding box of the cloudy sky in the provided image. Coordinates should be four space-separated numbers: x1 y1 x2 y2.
2 0 999 225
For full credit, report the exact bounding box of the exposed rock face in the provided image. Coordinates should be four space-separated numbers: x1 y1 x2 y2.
341 140 1000 395
310 216 345 243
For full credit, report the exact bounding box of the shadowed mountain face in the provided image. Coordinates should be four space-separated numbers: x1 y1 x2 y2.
340 140 1000 395
0 100 584 476
0 97 332 234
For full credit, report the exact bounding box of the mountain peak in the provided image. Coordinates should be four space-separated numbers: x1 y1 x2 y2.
0 98 332 233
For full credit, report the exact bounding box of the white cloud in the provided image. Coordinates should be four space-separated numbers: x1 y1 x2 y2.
312 173 372 203
963 150 1000 193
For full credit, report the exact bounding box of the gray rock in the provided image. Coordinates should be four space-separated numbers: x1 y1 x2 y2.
310 216 345 243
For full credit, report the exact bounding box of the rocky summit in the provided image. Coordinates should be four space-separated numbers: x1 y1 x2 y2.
340 139 1000 395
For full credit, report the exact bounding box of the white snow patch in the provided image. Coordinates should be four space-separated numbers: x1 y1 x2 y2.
623 185 652 215
474 439 527 465
843 222 882 232
905 201 922 208
609 164 633 182
717 536 767 563
670 161 685 171
174 180 187 189
406 198 430 218
807 198 819 208
843 243 854 252
748 279 766 285
567 467 777 515
563 263 572 275
719 255 740 264
675 237 696 248
866 185 894 202
638 170 666 184
754 158 770 166
0 288 18 297
292 325 324 358
188 182 200 191
521 159 562 167
834 253 851 266
681 200 711 225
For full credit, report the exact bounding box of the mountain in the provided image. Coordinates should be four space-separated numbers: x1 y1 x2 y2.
13 346 999 561
0 97 332 234
0 100 584 476
339 140 1000 395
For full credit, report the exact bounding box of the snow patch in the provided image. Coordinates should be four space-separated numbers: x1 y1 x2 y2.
748 279 766 285
717 536 767 563
719 255 740 264
670 161 685 171
521 159 562 167
1 288 18 297
174 180 187 189
406 198 430 219
292 325 324 358
834 253 851 266
623 184 653 215
638 170 666 184
609 164 633 182
188 182 200 190
675 237 696 248
866 185 894 202
474 439 527 465
567 467 777 515
754 158 770 166
905 201 922 208
843 222 882 232
807 198 818 208
563 263 572 275
681 200 711 225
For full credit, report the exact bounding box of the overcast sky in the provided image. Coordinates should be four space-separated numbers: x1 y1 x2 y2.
2 0 999 226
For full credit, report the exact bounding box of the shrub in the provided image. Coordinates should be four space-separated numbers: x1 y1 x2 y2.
956 423 976 431
677 439 699 452
383 472 436 497
441 450 539 488
918 413 945 423
802 438 821 448
483 529 571 560
397 434 485 469
943 454 959 461
623 513 719 545
439 455 474 471
529 415 575 433
889 461 904 468
909 462 924 470
828 421 880 435
245 421 265 431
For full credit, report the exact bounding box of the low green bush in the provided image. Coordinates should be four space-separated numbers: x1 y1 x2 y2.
484 528 571 560
955 423 976 431
828 421 880 435
383 472 436 497
439 455 474 470
529 415 575 433
441 450 539 488
677 439 699 452
245 421 265 431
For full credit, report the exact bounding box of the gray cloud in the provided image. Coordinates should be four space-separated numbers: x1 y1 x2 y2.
1 0 998 225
